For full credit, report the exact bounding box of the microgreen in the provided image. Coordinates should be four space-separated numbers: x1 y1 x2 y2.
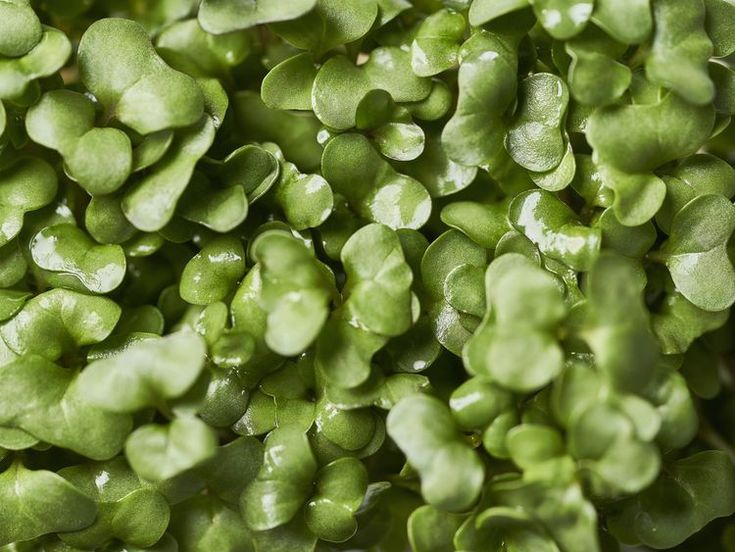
3 2 735 551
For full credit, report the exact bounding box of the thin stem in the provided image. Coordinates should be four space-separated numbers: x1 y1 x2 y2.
699 421 735 463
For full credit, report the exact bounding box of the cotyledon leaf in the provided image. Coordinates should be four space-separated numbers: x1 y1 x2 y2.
76 331 208 412
0 156 57 248
321 133 431 230
77 17 204 135
442 30 519 168
30 223 127 294
0 0 42 57
0 355 132 459
0 288 121 361
586 91 715 173
0 461 97 546
645 0 714 105
0 26 72 100
658 194 735 312
25 89 132 196
122 115 216 232
505 73 569 172
198 0 317 33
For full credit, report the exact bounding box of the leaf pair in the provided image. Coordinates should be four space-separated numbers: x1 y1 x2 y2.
241 427 368 542
464 253 567 393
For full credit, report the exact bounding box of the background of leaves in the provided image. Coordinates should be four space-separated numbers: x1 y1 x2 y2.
1 0 735 550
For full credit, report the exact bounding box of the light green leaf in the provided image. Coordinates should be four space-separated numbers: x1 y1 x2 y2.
77 331 207 412
125 415 218 481
0 462 97 546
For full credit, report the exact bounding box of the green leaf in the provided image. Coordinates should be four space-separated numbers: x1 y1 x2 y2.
387 394 484 511
0 156 57 247
25 90 132 196
77 331 207 412
0 462 97 546
531 0 593 39
217 144 280 203
321 133 431 230
464 254 566 392
198 0 316 33
608 451 735 549
506 424 564 469
264 142 334 230
0 0 42 57
125 415 218 481
316 315 387 389
261 53 317 111
586 91 715 173
565 27 632 106
442 31 518 167
659 194 735 312
304 457 368 542
706 0 735 57
169 495 252 552
240 426 317 531
596 163 666 227
30 223 127 294
78 18 203 134
506 73 569 172
440 201 510 249
253 231 333 356
270 0 378 56
595 208 657 258
509 189 601 271
411 9 466 77
652 290 729 354
469 0 530 26
0 26 72 100
408 505 465 552
180 236 246 305
341 223 414 337
1 288 120 361
579 253 659 392
645 0 714 105
122 116 216 231
58 458 170 549
591 0 652 44
0 354 132 459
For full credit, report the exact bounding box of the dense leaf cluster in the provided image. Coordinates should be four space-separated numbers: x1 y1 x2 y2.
1 0 735 551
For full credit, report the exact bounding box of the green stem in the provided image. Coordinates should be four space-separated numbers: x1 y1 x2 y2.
699 422 735 463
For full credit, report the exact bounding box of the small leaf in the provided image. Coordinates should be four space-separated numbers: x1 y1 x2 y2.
0 462 97 546
659 194 735 312
646 0 714 105
31 223 126 294
411 9 466 77
387 394 484 511
125 415 218 481
77 331 207 412
530 0 593 39
505 73 569 172
180 236 246 305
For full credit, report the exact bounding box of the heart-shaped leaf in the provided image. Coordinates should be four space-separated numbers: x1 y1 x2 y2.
506 73 569 172
1 288 120 361
387 394 485 511
30 223 127 294
77 331 207 412
26 90 132 196
180 235 246 305
646 0 714 105
78 18 203 134
0 462 97 545
0 156 57 247
198 0 316 33
125 415 218 481
659 194 735 311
